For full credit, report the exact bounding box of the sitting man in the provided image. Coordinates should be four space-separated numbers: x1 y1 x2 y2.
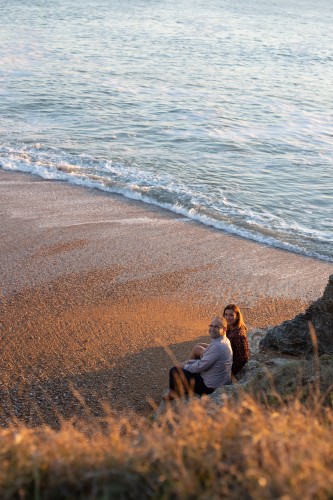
163 316 233 401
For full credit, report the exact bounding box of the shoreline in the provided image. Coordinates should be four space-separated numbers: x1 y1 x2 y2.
1 168 332 424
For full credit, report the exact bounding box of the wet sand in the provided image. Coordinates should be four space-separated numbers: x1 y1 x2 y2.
1 169 332 426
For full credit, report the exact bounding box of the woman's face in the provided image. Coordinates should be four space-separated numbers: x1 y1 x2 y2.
224 309 237 328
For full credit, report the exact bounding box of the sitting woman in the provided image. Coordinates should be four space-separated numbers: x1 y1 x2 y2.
223 303 249 376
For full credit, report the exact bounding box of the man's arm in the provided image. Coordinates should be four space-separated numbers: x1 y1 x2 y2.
183 346 219 373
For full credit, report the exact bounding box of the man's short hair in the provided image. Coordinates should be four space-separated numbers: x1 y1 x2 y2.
213 316 227 330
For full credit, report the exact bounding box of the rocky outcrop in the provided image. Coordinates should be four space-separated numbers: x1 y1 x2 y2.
259 274 333 356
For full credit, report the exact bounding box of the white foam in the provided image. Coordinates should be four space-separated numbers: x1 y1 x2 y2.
1 148 332 263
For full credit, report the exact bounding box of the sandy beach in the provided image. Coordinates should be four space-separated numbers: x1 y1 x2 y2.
1 169 332 426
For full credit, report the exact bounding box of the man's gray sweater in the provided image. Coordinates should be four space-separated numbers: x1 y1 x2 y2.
183 336 232 388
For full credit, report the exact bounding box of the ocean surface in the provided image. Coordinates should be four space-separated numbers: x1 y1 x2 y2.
1 0 332 261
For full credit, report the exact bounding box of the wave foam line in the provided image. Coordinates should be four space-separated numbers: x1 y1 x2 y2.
1 161 332 263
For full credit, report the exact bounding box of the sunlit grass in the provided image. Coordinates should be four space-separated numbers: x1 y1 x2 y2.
0 385 332 499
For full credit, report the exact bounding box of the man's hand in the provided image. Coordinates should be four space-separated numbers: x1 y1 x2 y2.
175 360 189 368
181 360 195 367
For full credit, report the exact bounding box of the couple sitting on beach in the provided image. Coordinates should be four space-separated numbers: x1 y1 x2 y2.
163 304 249 401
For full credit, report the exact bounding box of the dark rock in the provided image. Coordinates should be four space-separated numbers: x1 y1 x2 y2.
259 274 333 356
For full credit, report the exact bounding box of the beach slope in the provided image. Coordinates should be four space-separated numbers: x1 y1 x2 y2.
1 169 332 424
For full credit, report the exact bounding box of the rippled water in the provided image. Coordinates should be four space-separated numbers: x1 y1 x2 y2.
1 0 332 260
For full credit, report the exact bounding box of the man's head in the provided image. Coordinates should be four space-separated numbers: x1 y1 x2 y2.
209 316 227 339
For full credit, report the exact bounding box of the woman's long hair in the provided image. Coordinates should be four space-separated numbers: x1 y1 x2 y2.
223 304 247 331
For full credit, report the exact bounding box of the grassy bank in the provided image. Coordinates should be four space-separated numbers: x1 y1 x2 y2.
1 383 332 499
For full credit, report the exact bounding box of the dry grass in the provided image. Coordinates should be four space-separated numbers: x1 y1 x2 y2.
247 355 333 408
0 389 332 499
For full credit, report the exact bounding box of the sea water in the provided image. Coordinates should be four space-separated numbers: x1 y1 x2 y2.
0 0 332 261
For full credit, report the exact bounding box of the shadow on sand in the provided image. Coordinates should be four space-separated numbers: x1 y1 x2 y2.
0 336 209 429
